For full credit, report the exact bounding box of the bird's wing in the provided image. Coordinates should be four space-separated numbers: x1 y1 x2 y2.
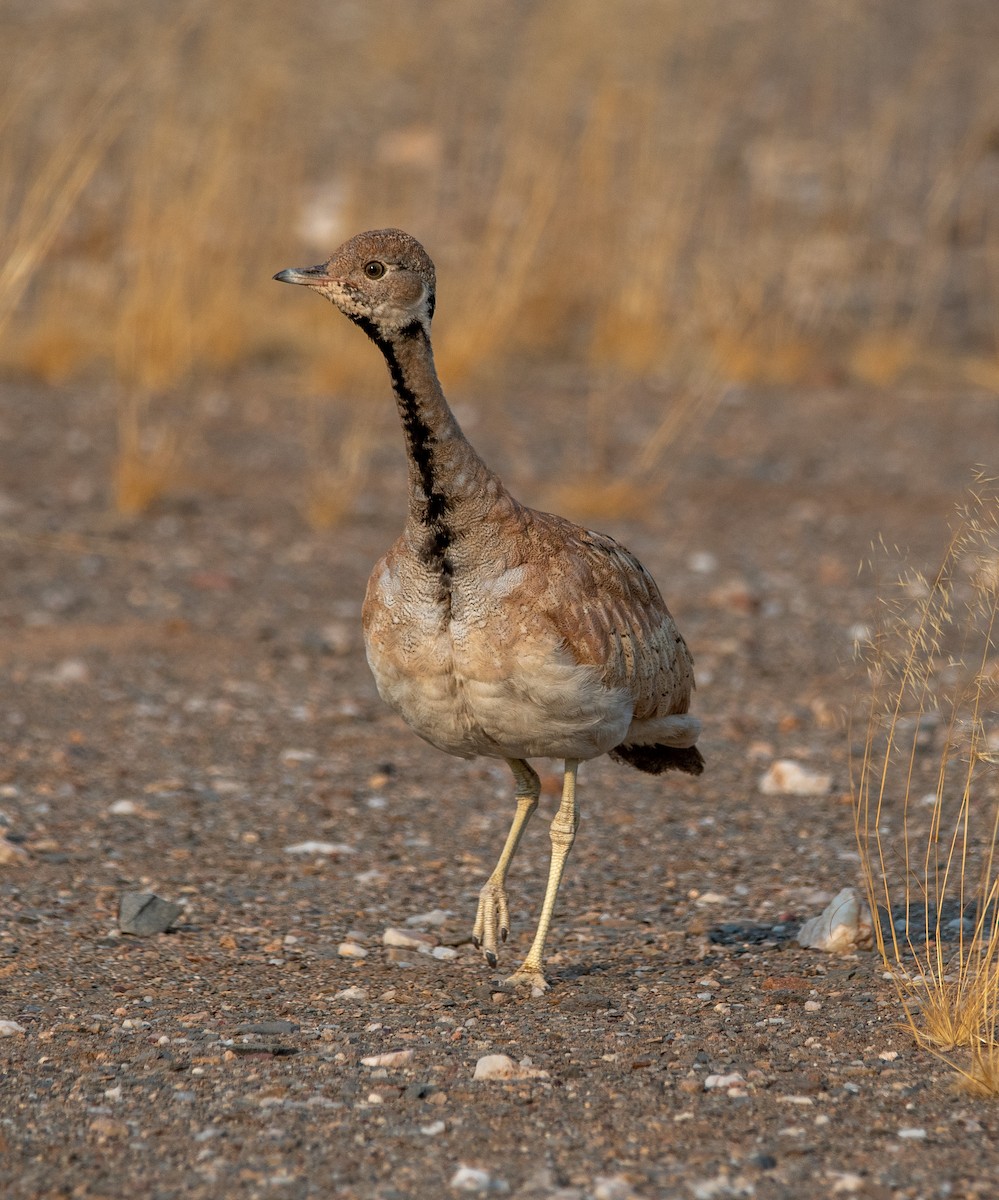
527 513 695 720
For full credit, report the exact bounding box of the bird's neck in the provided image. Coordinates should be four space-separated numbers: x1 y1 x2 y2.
367 319 505 555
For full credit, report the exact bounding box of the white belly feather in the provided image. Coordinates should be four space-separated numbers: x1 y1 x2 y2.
363 566 633 761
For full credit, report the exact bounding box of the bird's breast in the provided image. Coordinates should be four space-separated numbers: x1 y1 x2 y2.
361 558 632 761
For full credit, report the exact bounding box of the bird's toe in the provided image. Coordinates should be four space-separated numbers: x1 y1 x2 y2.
501 966 549 997
473 878 511 966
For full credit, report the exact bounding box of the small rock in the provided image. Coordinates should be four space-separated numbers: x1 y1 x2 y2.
383 927 438 950
406 908 453 927
432 945 459 960
0 1020 27 1036
897 1127 927 1140
704 1072 746 1091
797 887 873 953
283 840 355 855
593 1176 640 1200
449 1165 509 1194
472 1054 549 1081
334 986 368 1001
420 1119 446 1136
688 550 718 574
0 837 28 865
360 1049 414 1068
41 658 89 685
759 759 832 796
108 799 140 815
338 942 368 959
235 1021 299 1035
118 892 183 936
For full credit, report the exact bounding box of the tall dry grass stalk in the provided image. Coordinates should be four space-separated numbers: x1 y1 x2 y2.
0 57 125 349
855 479 999 1091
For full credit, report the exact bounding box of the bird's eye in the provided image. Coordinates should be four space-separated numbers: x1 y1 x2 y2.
363 261 386 279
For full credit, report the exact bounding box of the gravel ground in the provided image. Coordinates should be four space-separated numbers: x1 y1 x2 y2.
2 375 998 1199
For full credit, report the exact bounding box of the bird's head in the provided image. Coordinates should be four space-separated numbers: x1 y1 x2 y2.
274 228 436 338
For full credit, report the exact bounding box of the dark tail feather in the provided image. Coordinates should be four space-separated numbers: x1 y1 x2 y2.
609 743 705 776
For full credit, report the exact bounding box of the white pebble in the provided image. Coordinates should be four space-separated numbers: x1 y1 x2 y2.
472 1054 549 1081
688 551 718 574
406 908 453 927
804 1000 823 1012
334 986 369 1001
704 1072 745 1091
108 799 139 815
759 759 832 796
830 1173 865 1195
449 1165 509 1194
593 1176 639 1200
432 946 459 960
897 1127 927 1140
383 927 437 950
337 942 368 959
360 1049 414 1068
420 1119 446 1136
797 887 873 953
0 1020 26 1036
283 840 355 855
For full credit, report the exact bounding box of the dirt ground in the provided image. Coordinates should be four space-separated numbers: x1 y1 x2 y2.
2 372 997 1199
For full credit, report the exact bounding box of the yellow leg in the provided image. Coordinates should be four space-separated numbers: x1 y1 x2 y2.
505 759 579 994
472 759 540 967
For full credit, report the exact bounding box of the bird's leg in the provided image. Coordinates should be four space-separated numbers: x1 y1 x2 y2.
505 759 579 994
472 759 540 967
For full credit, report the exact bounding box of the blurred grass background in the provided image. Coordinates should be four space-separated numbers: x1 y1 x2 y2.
2 0 999 514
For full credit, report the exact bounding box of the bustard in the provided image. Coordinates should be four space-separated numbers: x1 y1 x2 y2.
275 229 703 993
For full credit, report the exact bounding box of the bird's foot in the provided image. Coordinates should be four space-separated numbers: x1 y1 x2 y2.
500 965 549 997
471 878 510 967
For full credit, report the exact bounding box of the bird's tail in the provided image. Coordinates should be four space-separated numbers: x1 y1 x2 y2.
609 743 705 776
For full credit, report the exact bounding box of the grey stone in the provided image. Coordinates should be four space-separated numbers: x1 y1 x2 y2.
118 892 184 935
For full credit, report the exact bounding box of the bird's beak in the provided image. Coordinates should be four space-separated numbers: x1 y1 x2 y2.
273 264 331 286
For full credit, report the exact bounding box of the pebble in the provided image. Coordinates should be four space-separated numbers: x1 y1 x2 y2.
472 1054 549 1081
360 1049 414 1068
897 1127 927 1140
405 908 453 927
0 1020 26 1036
797 887 873 953
449 1165 510 1194
236 1021 299 1035
431 945 459 960
108 799 140 815
704 1072 746 1091
383 927 438 950
420 1119 446 1136
338 942 368 959
0 837 28 865
334 986 369 1001
593 1177 639 1200
283 840 355 856
759 759 832 796
118 892 183 935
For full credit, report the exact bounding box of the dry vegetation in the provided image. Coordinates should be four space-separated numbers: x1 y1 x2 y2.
2 0 999 517
855 480 999 1094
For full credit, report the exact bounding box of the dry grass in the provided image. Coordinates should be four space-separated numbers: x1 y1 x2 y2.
855 479 999 1091
3 1 999 518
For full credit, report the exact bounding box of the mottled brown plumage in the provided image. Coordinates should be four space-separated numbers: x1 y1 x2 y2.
275 229 702 992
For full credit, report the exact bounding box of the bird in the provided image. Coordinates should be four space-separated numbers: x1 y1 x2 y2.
275 229 703 994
